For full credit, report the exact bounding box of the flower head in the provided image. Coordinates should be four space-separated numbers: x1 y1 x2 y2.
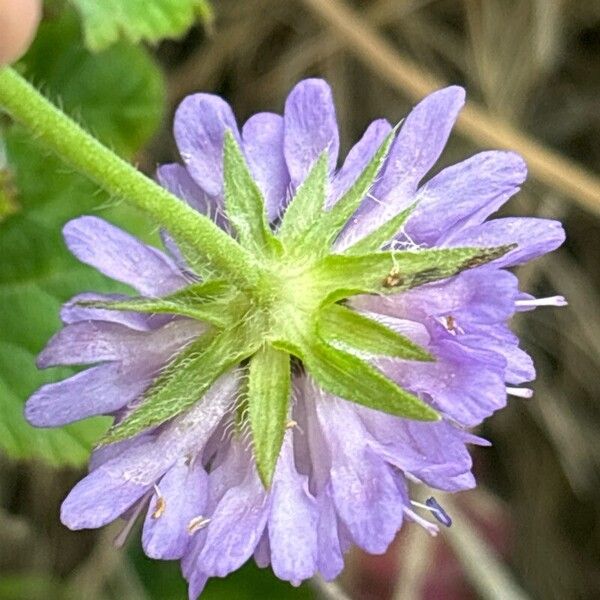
26 79 565 596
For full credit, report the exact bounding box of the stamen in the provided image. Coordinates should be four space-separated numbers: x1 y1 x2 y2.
411 497 452 527
285 419 304 434
151 484 166 519
114 492 150 548
506 386 534 399
188 515 211 534
403 506 439 536
515 296 567 309
437 315 464 336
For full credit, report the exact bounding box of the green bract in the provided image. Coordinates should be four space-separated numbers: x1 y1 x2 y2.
85 129 513 485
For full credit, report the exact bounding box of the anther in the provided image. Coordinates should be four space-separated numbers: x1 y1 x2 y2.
151 484 166 519
383 267 403 288
438 315 464 335
425 497 452 527
188 516 211 534
411 497 452 527
285 419 304 434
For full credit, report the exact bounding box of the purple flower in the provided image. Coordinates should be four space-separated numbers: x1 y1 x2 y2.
25 79 565 597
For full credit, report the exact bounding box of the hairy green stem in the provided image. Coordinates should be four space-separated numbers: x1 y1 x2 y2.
0 67 256 282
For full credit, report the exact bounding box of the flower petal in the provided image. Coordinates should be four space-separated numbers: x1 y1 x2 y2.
157 163 216 217
315 396 405 553
37 319 203 368
186 570 209 600
61 439 159 530
315 487 344 581
469 326 536 385
143 460 209 560
385 338 507 426
374 86 465 202
89 432 154 471
254 531 271 568
269 434 318 583
63 217 185 295
37 321 136 367
242 112 290 221
404 151 527 245
356 406 476 492
328 119 392 208
340 87 465 244
197 448 270 577
173 93 241 198
61 373 237 530
25 362 150 426
284 79 339 188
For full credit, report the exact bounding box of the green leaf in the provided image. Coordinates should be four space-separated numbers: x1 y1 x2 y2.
303 130 395 255
248 345 291 487
294 339 438 421
0 15 165 464
68 0 214 52
223 131 281 256
277 152 328 247
20 12 165 158
79 279 243 328
101 321 263 445
344 202 416 255
311 245 514 304
317 303 432 361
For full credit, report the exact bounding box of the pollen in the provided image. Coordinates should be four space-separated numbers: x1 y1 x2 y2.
152 496 166 519
383 267 403 288
444 315 457 332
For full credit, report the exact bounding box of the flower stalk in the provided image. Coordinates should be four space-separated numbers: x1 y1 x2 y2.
0 67 257 284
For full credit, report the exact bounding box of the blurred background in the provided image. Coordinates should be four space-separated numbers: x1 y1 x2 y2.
1 0 599 598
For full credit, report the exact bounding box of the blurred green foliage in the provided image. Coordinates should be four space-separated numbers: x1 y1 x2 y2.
68 0 214 51
0 575 64 600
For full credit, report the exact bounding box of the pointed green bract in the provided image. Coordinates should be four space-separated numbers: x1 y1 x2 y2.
223 130 281 256
317 303 432 361
277 152 328 247
344 203 416 255
248 345 291 487
302 130 395 255
78 280 242 328
100 321 263 445
297 339 438 421
311 245 514 304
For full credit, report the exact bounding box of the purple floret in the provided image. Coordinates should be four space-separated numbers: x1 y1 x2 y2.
25 79 565 598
